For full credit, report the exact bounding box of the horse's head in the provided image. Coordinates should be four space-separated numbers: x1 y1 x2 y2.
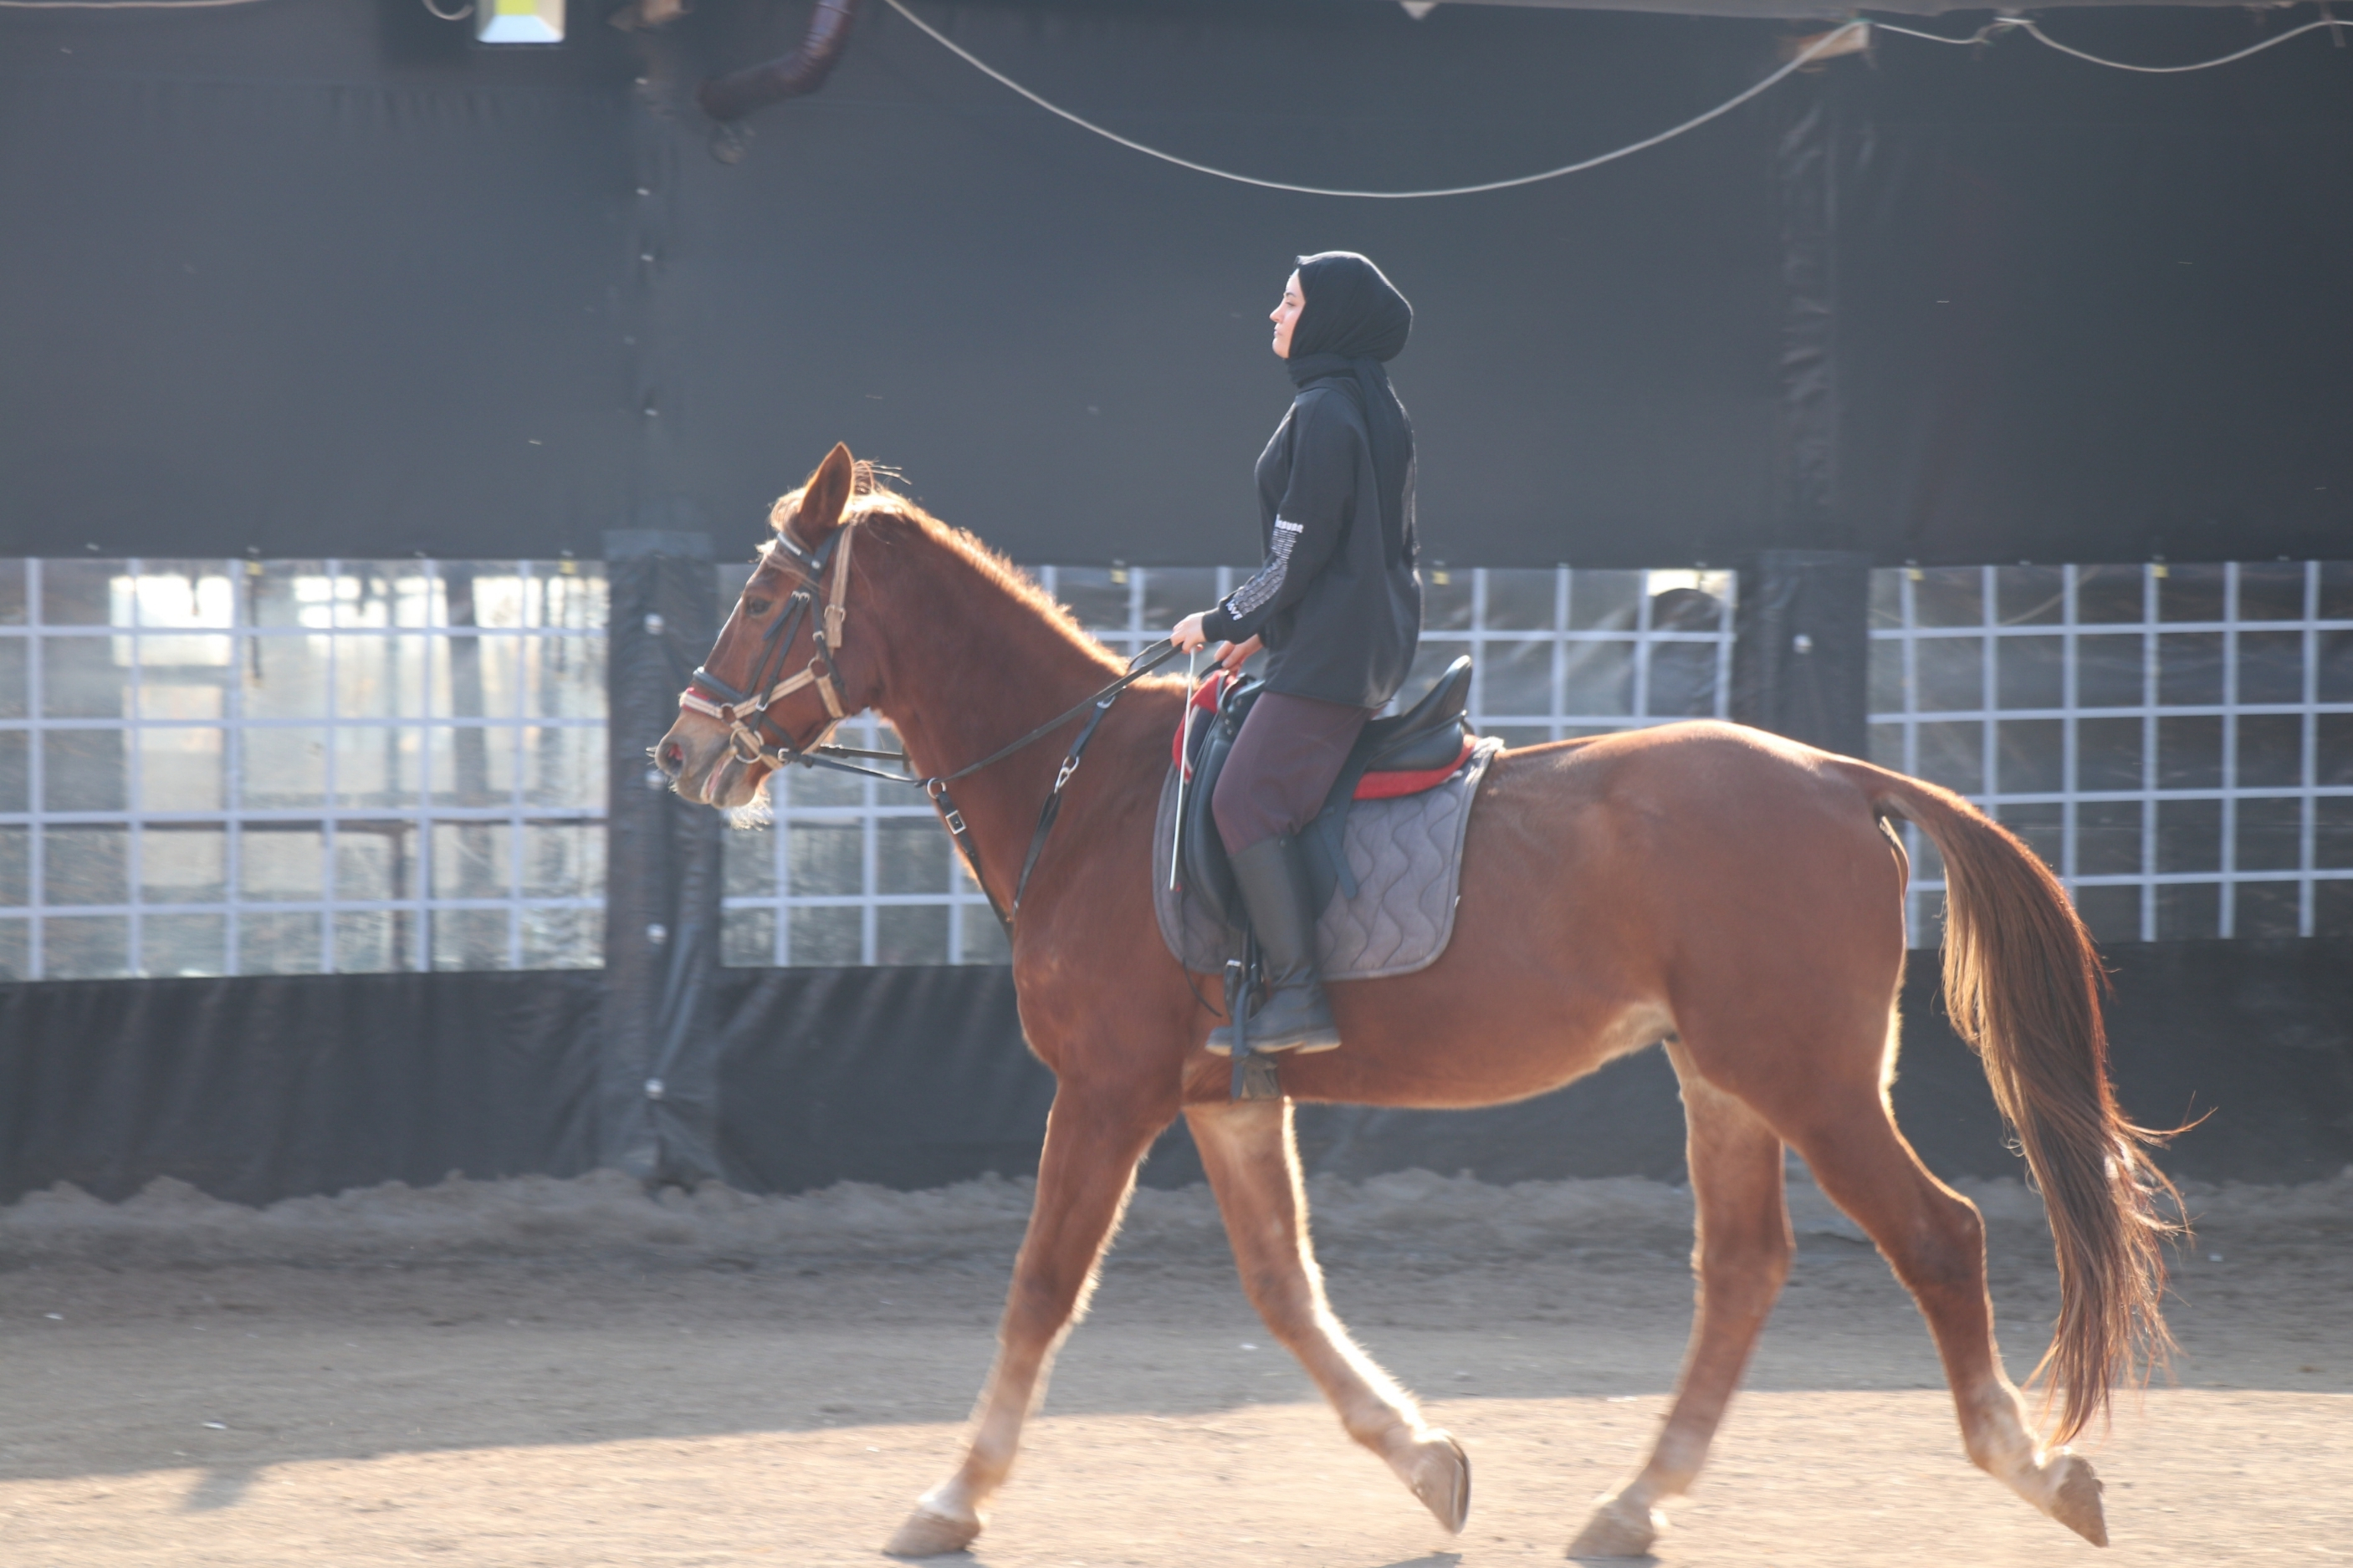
655 441 882 810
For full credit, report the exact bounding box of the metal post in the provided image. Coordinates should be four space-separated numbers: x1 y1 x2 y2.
601 528 724 1185
1737 64 1870 760
1732 549 1870 758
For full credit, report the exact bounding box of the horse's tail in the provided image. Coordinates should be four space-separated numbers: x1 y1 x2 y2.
1855 764 2182 1444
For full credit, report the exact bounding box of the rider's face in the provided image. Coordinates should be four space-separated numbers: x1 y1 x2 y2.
1271 272 1304 360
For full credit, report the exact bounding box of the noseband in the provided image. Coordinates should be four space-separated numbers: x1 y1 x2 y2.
676 519 857 769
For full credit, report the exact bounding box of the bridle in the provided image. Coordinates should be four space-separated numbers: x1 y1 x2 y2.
675 513 1180 931
676 518 858 770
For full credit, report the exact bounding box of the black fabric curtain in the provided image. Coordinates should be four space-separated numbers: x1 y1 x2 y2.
0 971 601 1206
1835 21 2353 567
7 940 2345 1207
14 3 2340 570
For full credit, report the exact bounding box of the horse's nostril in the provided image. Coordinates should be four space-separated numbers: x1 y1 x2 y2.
657 741 685 777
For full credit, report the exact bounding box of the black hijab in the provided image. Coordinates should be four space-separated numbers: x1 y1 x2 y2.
1284 251 1415 562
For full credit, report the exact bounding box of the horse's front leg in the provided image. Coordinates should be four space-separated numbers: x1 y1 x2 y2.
885 1085 1166 1558
1186 1097 1472 1533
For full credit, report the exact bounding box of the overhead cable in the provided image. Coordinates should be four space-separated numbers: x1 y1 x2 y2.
880 0 1867 200
882 1 2352 201
1875 13 2352 74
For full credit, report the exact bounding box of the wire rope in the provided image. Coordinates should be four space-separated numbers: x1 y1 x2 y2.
1875 12 2351 74
882 1 2353 201
880 0 1866 200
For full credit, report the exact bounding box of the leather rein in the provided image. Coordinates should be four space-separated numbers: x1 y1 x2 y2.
677 518 1181 932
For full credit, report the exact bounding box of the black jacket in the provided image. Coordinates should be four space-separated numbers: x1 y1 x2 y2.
1201 384 1421 709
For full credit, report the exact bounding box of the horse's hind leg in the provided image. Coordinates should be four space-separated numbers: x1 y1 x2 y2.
1185 1098 1472 1532
1570 1055 1791 1558
884 1087 1164 1558
1784 1085 2110 1545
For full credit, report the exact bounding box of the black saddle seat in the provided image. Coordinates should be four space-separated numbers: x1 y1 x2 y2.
1362 656 1473 772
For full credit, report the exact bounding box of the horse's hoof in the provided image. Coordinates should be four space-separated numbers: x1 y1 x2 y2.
1566 1489 1663 1560
2045 1453 2108 1547
883 1504 980 1559
1406 1430 1471 1533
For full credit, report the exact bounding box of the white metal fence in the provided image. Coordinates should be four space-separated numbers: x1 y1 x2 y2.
718 563 1738 966
1868 562 2353 947
0 559 606 980
26 553 2340 978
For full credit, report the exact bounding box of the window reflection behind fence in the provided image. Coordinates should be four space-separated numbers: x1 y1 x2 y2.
1870 561 2353 947
0 559 606 980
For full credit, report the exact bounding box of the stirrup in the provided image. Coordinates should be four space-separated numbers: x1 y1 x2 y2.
1203 1033 1342 1057
1205 983 1342 1055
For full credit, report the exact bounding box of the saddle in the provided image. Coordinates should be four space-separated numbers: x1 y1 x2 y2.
1175 656 1476 930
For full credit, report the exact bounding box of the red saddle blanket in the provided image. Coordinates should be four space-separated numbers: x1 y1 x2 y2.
1171 673 1474 800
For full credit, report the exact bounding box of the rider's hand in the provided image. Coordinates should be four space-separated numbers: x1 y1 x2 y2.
1171 612 1210 654
1215 635 1263 672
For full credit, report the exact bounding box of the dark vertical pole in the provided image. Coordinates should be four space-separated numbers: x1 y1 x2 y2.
1737 63 1870 758
1733 549 1870 757
598 28 730 1186
442 568 497 901
1775 82 1839 556
602 529 723 1185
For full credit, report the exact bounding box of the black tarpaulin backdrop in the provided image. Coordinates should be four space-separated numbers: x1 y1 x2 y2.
5 940 2349 1204
1834 31 2353 568
0 971 603 1205
1 1 2345 567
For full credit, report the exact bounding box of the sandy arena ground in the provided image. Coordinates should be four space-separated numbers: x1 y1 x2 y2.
3 1162 2349 1567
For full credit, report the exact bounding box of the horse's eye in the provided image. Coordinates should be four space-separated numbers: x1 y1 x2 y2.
744 597 773 617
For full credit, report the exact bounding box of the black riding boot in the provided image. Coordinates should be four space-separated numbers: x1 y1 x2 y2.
1205 832 1341 1055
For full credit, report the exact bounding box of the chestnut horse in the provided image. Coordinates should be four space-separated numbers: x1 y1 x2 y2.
656 445 2178 1559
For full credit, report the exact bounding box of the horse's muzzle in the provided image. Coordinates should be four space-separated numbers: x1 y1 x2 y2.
656 715 762 808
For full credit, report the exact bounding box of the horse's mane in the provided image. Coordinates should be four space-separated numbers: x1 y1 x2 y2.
763 461 1116 668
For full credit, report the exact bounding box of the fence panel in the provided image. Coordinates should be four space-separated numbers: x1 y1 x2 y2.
0 559 606 979
16 554 2345 973
1868 562 2353 946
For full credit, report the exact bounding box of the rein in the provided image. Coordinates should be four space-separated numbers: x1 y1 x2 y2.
678 518 1182 932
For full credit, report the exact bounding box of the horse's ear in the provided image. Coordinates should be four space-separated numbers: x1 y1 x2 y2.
793 442 858 545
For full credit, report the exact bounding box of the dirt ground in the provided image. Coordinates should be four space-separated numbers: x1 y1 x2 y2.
3 1164 2348 1567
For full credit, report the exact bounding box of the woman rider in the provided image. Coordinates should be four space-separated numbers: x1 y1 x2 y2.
1171 252 1422 1055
